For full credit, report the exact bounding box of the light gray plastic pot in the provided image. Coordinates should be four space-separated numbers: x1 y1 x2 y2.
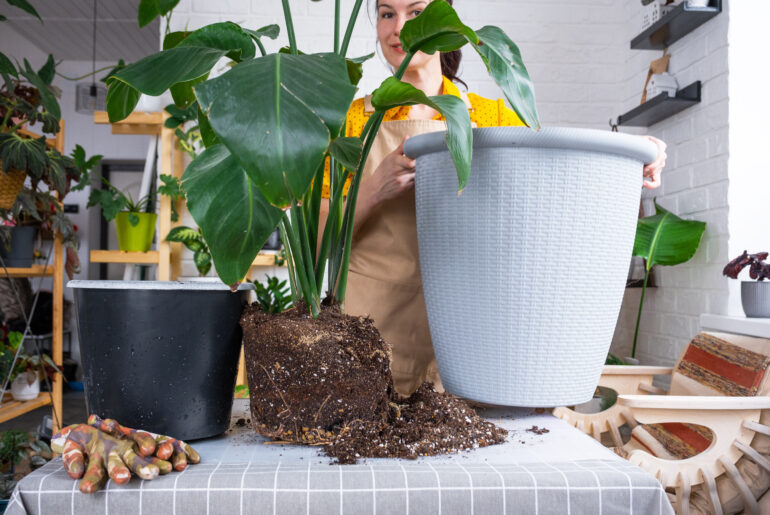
741 281 770 318
404 127 657 407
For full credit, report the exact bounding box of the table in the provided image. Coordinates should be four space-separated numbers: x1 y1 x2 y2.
7 400 673 515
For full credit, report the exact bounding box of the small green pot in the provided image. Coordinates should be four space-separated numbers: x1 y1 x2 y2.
115 212 157 252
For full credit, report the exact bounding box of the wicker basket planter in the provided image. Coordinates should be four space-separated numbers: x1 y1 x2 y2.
405 127 657 407
0 168 27 210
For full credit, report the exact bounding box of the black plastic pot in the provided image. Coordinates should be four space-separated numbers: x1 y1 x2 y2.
0 225 37 267
68 280 254 441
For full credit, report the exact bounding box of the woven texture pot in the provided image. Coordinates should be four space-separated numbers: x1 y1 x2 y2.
0 168 27 210
741 281 770 318
405 127 657 407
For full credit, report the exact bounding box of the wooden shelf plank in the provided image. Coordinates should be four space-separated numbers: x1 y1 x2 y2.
93 111 163 135
90 249 162 264
252 252 282 267
617 81 701 127
0 394 51 424
1 264 56 277
631 1 722 50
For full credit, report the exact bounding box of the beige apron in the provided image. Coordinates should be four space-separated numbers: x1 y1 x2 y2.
344 85 475 394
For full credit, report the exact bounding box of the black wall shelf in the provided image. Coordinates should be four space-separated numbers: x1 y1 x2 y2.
631 1 722 50
618 81 701 127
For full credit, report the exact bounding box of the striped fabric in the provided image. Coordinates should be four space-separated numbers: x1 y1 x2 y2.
675 333 770 397
632 423 714 460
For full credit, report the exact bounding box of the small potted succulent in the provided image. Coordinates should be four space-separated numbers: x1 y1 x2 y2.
723 251 770 318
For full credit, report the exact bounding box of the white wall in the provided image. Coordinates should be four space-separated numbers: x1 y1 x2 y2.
610 0 730 364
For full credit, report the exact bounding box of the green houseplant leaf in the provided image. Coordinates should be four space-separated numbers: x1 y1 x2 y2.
182 144 283 285
328 137 363 171
473 26 540 130
195 52 356 207
398 0 478 54
372 77 472 191
630 201 706 358
6 0 41 21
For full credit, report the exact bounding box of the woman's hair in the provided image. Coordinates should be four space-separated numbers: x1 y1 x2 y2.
373 0 467 89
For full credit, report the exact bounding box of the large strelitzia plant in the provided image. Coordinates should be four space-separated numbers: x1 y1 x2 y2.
106 0 539 317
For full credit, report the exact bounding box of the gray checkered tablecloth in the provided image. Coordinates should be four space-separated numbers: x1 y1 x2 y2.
7 400 673 515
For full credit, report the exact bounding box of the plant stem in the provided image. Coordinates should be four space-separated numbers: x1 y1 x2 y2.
283 211 316 315
279 219 299 302
54 65 116 82
631 263 651 359
255 39 267 57
291 202 320 316
282 0 298 55
339 0 364 57
334 0 341 54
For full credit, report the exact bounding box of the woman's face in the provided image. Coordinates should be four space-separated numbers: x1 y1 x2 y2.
376 0 437 71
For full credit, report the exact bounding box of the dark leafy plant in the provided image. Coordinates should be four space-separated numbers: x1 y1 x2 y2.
630 201 706 358
107 0 539 318
166 225 210 276
0 429 52 498
723 251 770 281
252 275 293 314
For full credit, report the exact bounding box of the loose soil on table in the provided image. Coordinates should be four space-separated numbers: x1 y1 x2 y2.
241 303 507 464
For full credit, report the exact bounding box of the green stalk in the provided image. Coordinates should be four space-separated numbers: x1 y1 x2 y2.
281 0 298 54
334 0 341 54
339 0 364 57
334 53 415 305
631 262 651 359
282 211 314 315
308 160 325 264
279 220 299 302
291 202 320 316
255 39 267 57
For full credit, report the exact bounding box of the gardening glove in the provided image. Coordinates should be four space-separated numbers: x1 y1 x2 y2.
51 423 173 494
87 414 201 472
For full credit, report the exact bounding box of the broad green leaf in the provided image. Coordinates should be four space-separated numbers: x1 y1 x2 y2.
157 0 179 15
0 133 47 175
372 77 472 191
346 53 373 86
21 60 59 119
328 137 363 171
37 54 54 85
193 250 211 273
182 144 283 284
0 52 16 76
110 46 228 97
137 0 159 27
399 0 477 54
87 188 126 222
170 74 207 109
473 26 540 130
105 79 140 122
633 201 706 268
163 30 190 50
195 53 356 206
178 22 255 61
243 24 279 41
166 226 199 243
7 0 40 20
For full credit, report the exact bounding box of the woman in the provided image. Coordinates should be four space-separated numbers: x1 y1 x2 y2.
321 0 667 397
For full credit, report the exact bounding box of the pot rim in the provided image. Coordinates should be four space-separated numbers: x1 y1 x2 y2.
67 279 255 291
403 126 658 164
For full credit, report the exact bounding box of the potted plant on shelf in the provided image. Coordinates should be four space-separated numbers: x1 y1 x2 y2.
0 326 62 402
724 251 770 318
0 429 53 510
89 0 541 442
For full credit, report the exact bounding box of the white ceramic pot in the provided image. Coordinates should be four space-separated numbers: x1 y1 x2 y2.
741 281 770 318
11 372 40 401
134 92 173 113
405 127 657 407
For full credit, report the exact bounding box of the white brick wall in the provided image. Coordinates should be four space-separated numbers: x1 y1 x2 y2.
609 0 730 365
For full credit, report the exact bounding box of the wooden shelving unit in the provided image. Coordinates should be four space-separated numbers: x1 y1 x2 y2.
618 81 701 127
631 1 723 50
0 124 65 433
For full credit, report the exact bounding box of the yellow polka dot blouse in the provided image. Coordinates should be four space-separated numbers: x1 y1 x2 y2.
321 76 525 198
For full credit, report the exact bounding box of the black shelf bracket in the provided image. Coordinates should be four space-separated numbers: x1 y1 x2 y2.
618 81 701 127
631 0 722 50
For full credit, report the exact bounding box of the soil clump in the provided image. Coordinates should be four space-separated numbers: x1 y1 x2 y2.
241 304 507 463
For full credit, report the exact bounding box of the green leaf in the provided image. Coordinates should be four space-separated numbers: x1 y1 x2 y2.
128 212 140 226
157 0 179 15
37 54 55 85
0 133 47 175
170 74 207 109
87 188 126 222
328 137 362 171
20 60 60 119
0 14 6 21
7 0 41 21
197 105 218 148
372 77 472 191
182 144 283 284
633 201 706 268
345 53 373 86
195 53 356 206
193 250 211 274
473 26 540 130
166 226 199 243
243 24 280 41
137 0 159 27
105 79 141 122
399 0 478 54
0 52 16 76
178 22 255 62
163 30 190 50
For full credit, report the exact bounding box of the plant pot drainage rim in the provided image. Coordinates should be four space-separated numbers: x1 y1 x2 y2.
404 126 658 164
67 280 255 291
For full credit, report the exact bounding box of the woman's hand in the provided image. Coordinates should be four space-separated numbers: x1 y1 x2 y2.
643 135 667 189
361 135 416 206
